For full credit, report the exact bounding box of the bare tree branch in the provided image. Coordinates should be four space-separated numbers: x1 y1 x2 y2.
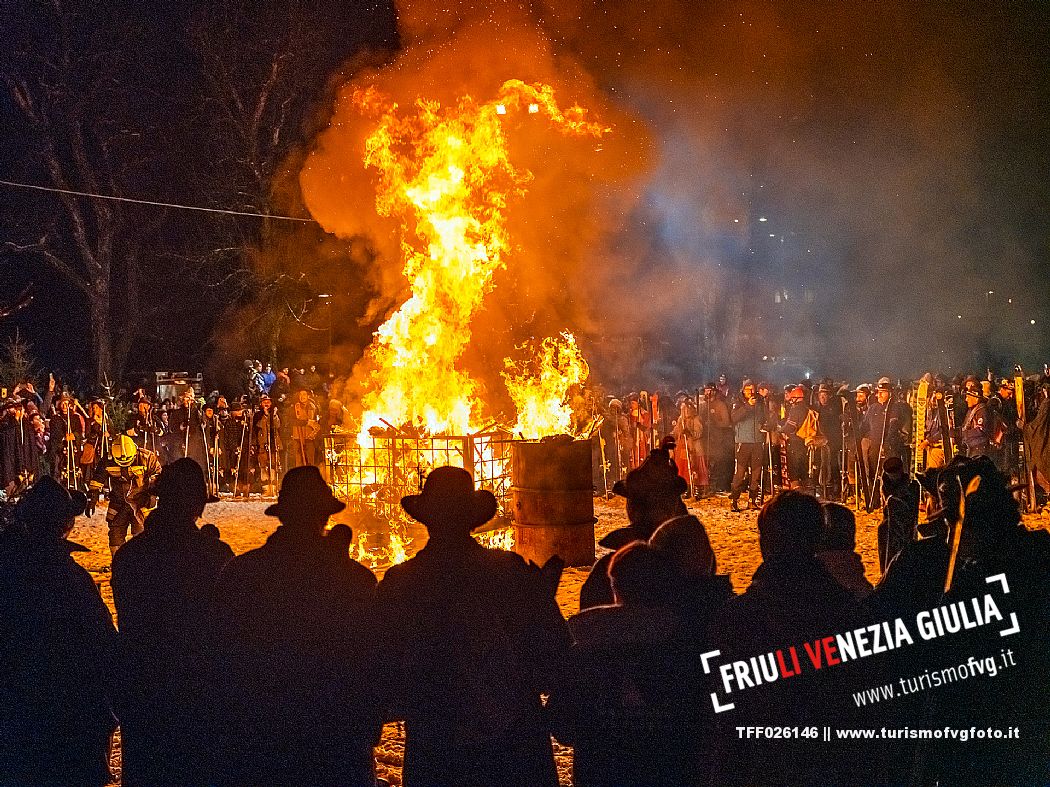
2 3 168 384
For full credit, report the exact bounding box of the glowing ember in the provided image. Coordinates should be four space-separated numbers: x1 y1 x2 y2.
474 527 516 551
353 79 608 441
504 332 589 439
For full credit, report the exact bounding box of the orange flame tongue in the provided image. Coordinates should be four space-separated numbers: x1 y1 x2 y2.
355 80 607 439
504 332 590 439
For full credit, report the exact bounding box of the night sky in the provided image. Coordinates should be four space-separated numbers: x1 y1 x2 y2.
2 1 1048 390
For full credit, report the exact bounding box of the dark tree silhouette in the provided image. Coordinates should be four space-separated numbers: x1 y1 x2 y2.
1 1 169 385
186 0 396 381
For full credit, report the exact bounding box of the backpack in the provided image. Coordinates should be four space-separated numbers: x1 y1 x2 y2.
796 409 827 447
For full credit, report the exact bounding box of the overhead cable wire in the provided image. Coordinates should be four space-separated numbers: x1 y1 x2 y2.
0 178 315 223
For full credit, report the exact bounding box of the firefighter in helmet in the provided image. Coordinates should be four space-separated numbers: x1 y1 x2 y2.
92 434 162 555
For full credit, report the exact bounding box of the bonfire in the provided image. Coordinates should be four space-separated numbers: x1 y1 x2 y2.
309 80 609 568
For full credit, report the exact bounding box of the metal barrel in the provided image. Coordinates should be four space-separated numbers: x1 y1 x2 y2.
510 439 596 567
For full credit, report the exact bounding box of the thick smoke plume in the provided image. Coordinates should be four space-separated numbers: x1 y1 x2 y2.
302 0 1049 397
300 0 651 413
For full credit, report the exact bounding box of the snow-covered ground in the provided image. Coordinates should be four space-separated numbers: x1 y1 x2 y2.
71 495 1049 786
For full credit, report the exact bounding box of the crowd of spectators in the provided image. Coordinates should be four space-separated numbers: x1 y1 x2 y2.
1 440 1047 785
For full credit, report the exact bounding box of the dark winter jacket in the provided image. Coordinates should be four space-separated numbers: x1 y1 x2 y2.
46 407 84 459
816 398 844 447
731 396 765 444
862 400 912 458
778 401 813 446
206 527 381 786
712 556 879 785
1026 398 1050 482
961 400 994 456
0 536 117 787
0 411 40 489
923 403 945 444
377 535 569 787
168 405 209 467
111 509 234 786
551 603 715 787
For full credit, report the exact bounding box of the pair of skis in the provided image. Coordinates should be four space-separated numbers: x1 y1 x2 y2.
912 377 930 477
1014 365 1038 513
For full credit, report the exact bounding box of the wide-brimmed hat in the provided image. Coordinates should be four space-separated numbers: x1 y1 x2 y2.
612 448 687 500
154 458 219 510
265 465 345 520
876 377 894 392
400 466 497 531
14 476 88 544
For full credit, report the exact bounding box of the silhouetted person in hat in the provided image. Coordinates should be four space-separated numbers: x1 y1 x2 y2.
0 476 117 786
377 465 570 787
580 447 687 611
207 465 381 786
111 458 234 786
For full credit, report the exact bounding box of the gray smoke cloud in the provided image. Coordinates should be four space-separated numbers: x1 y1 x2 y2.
302 0 1049 400
543 0 1049 384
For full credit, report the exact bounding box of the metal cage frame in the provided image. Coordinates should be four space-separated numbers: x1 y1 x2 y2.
323 430 517 521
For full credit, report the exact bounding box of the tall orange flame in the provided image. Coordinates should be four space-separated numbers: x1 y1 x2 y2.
354 79 607 440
